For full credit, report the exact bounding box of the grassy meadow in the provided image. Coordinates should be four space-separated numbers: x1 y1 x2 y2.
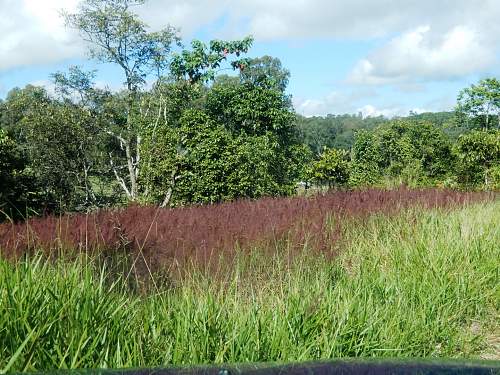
0 191 499 373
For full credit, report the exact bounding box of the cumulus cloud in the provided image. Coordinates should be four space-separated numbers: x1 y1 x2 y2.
348 25 497 85
136 0 230 36
356 105 427 119
0 0 82 71
293 89 431 118
293 93 347 117
1 0 499 105
293 89 378 117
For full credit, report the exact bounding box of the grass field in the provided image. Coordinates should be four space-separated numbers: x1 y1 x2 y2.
0 194 498 373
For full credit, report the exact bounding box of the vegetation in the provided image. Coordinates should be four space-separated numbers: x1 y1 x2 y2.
308 148 351 189
455 130 500 189
0 188 487 263
0 1 499 373
0 198 498 372
456 78 500 130
0 0 499 222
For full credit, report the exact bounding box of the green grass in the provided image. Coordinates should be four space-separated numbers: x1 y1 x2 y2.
0 201 499 373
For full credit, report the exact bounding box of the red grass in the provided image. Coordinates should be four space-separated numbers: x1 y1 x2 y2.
0 188 492 268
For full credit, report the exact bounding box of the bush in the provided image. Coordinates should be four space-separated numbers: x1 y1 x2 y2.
308 148 350 189
455 129 500 188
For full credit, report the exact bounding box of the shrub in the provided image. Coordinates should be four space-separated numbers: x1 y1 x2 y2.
308 148 350 189
455 129 500 188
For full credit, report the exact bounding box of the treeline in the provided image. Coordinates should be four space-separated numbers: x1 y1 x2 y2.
0 0 499 222
303 78 499 190
307 120 499 190
296 111 460 154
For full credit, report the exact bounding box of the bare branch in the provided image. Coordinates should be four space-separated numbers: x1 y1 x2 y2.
109 152 131 197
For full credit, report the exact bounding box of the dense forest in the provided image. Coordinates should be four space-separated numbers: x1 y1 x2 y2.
0 0 499 222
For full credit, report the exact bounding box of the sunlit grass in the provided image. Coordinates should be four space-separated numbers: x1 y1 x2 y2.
0 201 498 373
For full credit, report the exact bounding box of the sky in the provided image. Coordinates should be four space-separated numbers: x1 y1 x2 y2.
0 0 499 118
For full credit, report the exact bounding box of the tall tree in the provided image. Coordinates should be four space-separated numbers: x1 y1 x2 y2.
240 55 290 92
64 0 180 200
64 0 253 203
456 78 500 130
140 37 253 206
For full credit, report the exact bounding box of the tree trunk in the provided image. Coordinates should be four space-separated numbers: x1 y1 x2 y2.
124 140 138 199
485 102 491 130
125 88 139 200
160 167 179 208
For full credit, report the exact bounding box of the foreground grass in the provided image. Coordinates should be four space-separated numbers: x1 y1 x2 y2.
0 201 498 372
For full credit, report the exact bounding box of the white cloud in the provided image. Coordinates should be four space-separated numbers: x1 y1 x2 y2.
348 25 497 85
293 89 380 117
293 89 431 118
356 105 428 119
0 0 82 71
30 79 57 96
136 0 230 36
1 0 499 96
293 91 361 117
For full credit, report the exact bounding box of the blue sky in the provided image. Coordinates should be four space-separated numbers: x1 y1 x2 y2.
1 0 499 117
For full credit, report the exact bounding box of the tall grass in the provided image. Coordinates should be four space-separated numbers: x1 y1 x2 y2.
0 200 498 373
0 188 491 275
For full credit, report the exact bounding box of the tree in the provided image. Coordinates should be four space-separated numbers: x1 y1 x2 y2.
0 129 26 220
21 100 104 212
205 80 296 141
308 148 350 189
64 0 180 200
350 120 454 187
138 37 255 206
170 38 253 84
240 55 290 92
456 78 500 130
0 85 52 140
65 0 253 203
296 113 386 155
140 77 307 206
455 130 500 188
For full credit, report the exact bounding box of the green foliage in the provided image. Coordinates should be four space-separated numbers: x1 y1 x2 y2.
296 114 386 154
350 120 455 187
0 87 91 219
21 102 101 212
456 78 500 130
455 130 500 188
140 78 306 205
0 85 52 139
406 111 462 139
0 202 498 371
170 37 254 84
0 83 117 217
485 164 500 190
240 55 290 92
308 148 350 188
0 129 26 220
350 130 382 187
205 81 296 139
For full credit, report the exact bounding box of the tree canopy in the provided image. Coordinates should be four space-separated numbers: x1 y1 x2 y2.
0 1 498 222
